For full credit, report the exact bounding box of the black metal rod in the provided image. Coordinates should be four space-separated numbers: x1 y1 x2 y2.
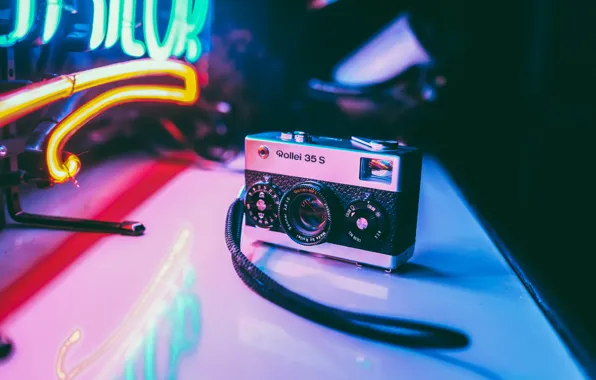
9 211 145 236
5 187 145 236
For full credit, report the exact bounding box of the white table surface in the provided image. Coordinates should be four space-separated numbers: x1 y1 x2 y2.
0 154 586 380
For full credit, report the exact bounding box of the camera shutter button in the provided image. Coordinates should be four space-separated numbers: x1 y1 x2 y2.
293 131 312 143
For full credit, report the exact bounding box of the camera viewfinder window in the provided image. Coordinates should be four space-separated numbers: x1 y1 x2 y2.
360 158 394 184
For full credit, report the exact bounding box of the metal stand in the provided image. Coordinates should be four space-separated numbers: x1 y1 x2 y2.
4 185 146 235
0 133 145 236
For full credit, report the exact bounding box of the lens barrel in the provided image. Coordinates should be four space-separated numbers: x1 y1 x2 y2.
279 182 335 246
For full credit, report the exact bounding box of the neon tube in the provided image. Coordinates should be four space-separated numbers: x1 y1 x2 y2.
0 59 198 128
104 0 124 48
47 83 197 183
121 0 146 57
0 59 199 183
0 0 211 62
89 0 108 50
183 0 210 62
41 0 64 44
0 0 36 47
47 61 198 184
144 0 185 61
0 77 75 128
98 0 209 62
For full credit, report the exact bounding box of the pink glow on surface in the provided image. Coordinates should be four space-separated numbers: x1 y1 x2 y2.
0 155 586 379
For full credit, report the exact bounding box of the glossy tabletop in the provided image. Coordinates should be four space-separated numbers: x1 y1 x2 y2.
0 154 586 380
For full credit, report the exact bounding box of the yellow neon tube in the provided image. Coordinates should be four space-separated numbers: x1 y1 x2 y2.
0 59 199 183
48 84 197 183
0 76 75 128
0 59 198 128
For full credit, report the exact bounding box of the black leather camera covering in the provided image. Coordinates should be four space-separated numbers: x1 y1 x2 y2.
245 170 421 256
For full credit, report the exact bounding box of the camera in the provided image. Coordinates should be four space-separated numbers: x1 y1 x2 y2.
241 131 422 271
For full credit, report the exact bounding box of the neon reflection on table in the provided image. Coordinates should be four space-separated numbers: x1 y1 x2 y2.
56 226 201 380
0 0 210 62
0 58 199 184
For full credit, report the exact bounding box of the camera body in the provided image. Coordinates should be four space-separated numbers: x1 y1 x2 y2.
241 131 422 270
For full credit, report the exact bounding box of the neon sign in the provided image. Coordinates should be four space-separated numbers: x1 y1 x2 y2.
0 0 210 63
0 58 199 184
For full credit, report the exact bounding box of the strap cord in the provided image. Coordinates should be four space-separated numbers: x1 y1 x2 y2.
225 197 470 349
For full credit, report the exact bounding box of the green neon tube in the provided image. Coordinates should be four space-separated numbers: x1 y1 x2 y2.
41 0 63 44
172 0 191 57
143 0 185 61
0 0 36 47
104 0 124 48
121 0 146 57
184 0 209 62
89 0 107 50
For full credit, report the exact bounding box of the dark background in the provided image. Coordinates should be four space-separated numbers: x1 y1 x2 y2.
421 0 596 372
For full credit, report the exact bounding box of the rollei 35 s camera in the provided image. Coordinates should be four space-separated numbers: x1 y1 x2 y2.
241 131 422 271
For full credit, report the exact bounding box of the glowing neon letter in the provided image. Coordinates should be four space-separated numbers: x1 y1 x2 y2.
121 0 146 57
143 0 211 62
171 0 190 57
0 0 36 47
41 0 63 44
144 0 185 61
104 0 124 48
183 0 210 62
120 0 145 58
4 0 211 60
89 0 108 50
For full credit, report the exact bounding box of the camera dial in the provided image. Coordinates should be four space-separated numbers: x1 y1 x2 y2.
279 182 335 246
344 197 387 244
245 181 282 228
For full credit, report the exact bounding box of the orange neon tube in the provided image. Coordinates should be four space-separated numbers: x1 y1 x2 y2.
0 58 199 183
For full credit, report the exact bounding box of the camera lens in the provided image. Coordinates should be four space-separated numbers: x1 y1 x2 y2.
292 193 327 234
279 182 335 246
